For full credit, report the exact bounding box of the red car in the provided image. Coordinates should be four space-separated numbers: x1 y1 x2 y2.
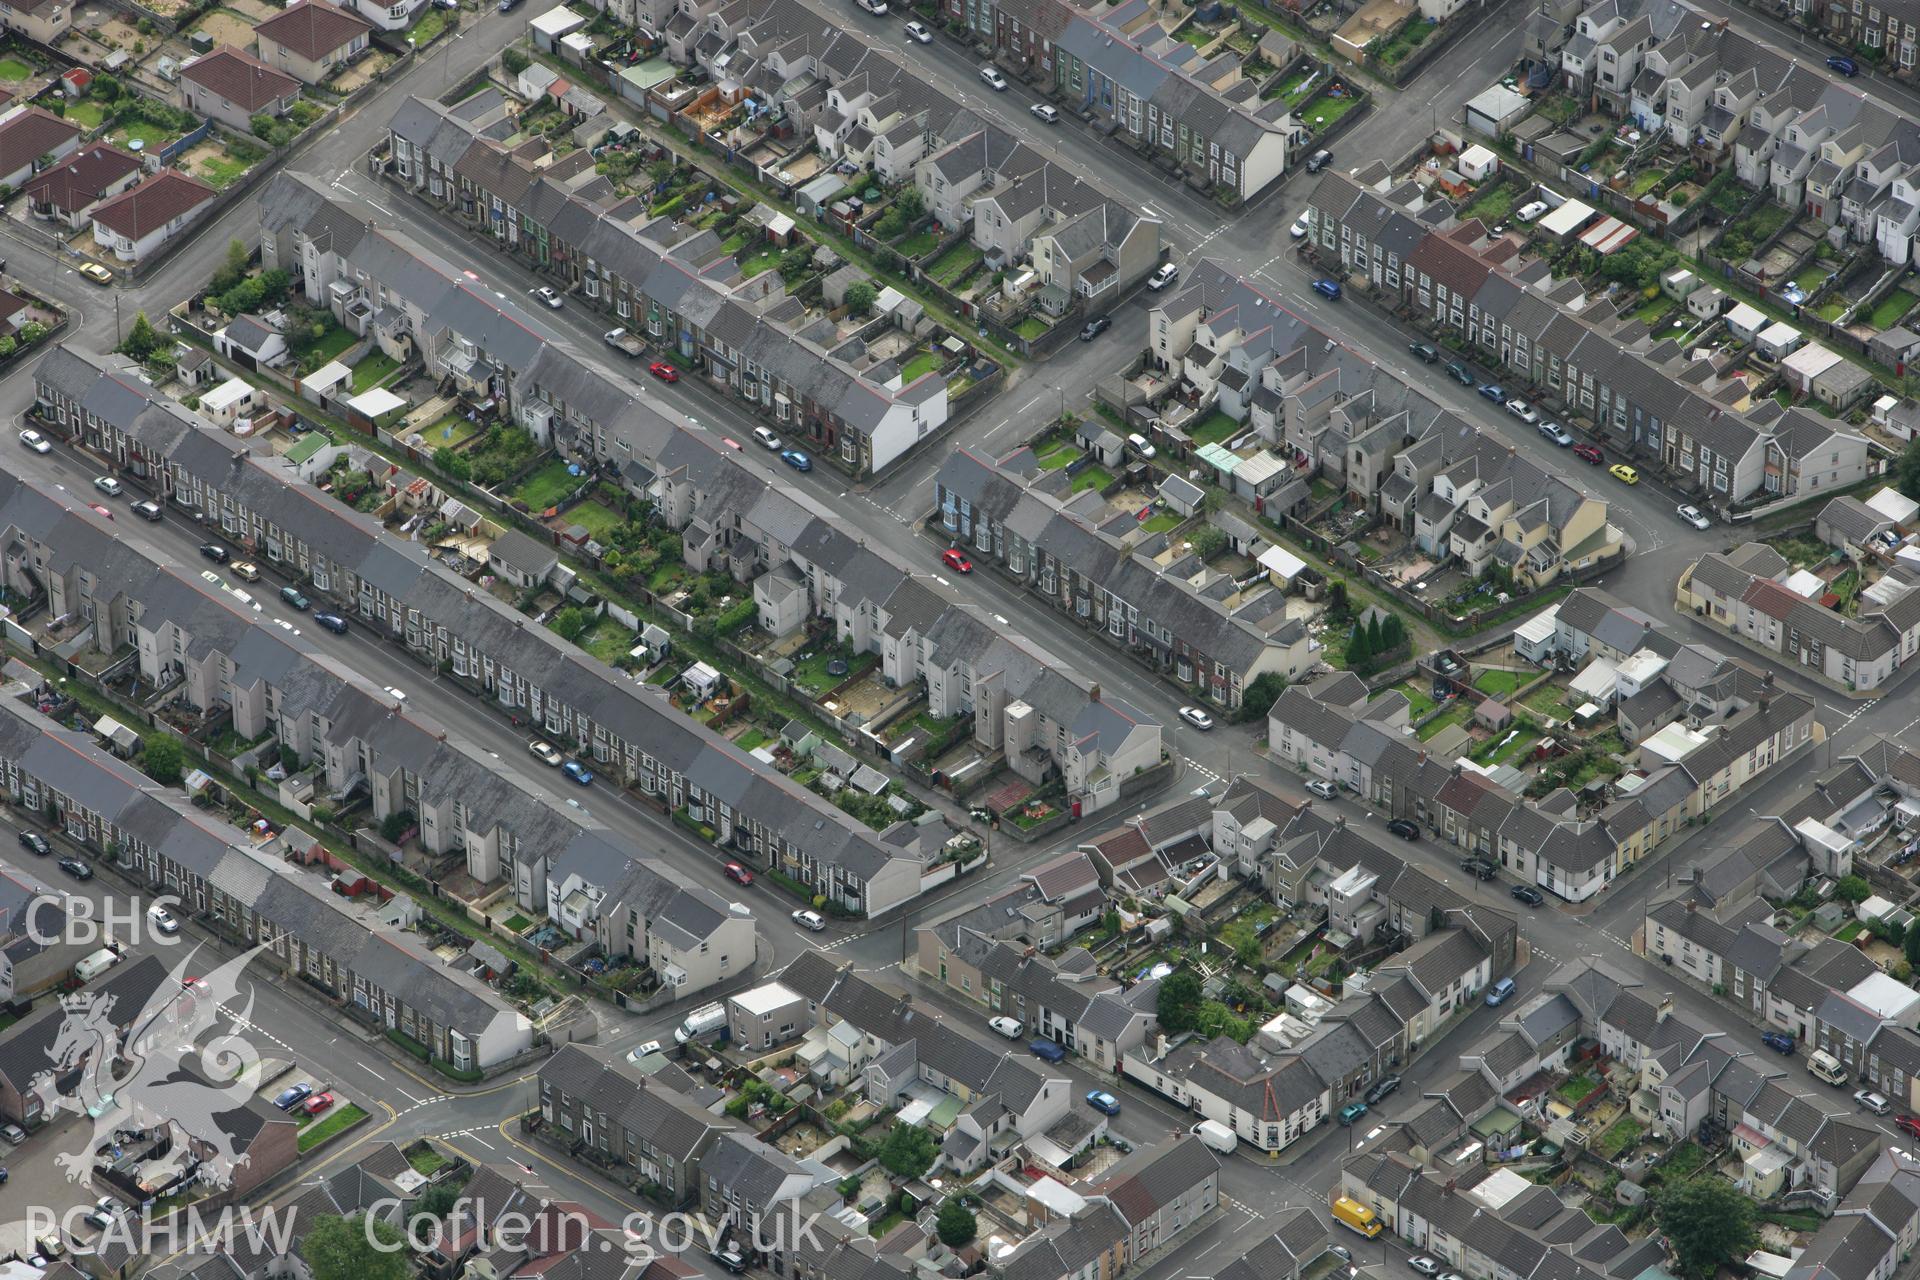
89 503 114 521
1897 1115 1920 1140
648 362 679 383
723 862 754 886
301 1091 336 1116
1572 443 1604 465
941 548 973 573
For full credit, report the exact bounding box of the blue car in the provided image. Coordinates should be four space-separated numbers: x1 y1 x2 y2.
780 449 812 472
1085 1089 1120 1116
1478 383 1505 402
1827 54 1858 76
1484 977 1517 1007
273 1082 314 1110
1338 1101 1368 1125
1311 278 1341 301
562 760 594 786
1761 1030 1796 1054
312 612 348 634
1028 1039 1066 1064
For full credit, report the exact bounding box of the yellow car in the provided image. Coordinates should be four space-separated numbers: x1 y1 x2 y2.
77 261 113 285
1608 464 1639 485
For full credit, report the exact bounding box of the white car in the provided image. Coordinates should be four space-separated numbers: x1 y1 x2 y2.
1855 1089 1892 1115
1146 261 1180 290
18 428 49 453
1538 422 1574 446
1504 398 1539 425
904 18 932 41
1516 200 1550 223
1306 779 1338 800
1178 705 1215 731
979 65 1008 90
988 1016 1024 1039
1676 504 1711 530
856 0 886 13
93 475 122 497
533 286 564 309
147 903 180 935
791 909 826 931
1289 211 1311 239
529 740 564 766
626 1039 664 1062
753 426 782 450
386 686 408 702
1030 103 1059 124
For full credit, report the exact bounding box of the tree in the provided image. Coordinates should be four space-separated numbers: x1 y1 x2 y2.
843 280 877 316
211 238 249 296
300 1215 410 1280
434 446 472 483
877 1122 937 1179
1235 672 1288 721
92 72 122 102
413 1180 464 1221
1347 624 1373 671
1381 613 1406 649
936 1200 978 1248
1899 439 1920 502
380 810 415 843
1654 1176 1754 1279
1835 874 1872 904
1366 612 1385 653
501 46 531 75
142 735 184 786
120 311 162 360
551 607 589 644
1156 968 1202 1035
1187 525 1227 560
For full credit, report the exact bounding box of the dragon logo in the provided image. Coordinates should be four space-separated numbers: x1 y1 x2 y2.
41 942 270 1191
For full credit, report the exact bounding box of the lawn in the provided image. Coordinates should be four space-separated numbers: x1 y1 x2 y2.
1417 701 1472 741
1661 1141 1711 1180
514 458 584 511
736 727 771 751
1554 1071 1602 1106
1472 723 1540 767
1771 533 1833 569
1377 16 1435 65
563 499 627 542
895 229 939 257
1462 184 1517 225
410 3 454 44
1792 262 1830 293
1632 295 1673 326
1592 1116 1644 1161
740 245 783 277
577 617 635 665
351 351 402 393
297 1103 368 1152
1835 920 1864 943
1036 444 1083 470
1298 88 1360 132
420 413 483 451
1869 290 1920 330
197 150 257 190
1265 69 1315 104
1379 680 1435 718
1473 669 1522 698
793 648 877 696
1142 511 1183 534
901 351 941 383
409 1147 449 1176
928 241 982 288
1191 410 1240 447
0 57 33 80
1176 24 1213 45
1015 316 1051 340
304 323 358 367
65 100 107 129
1522 683 1578 720
1070 465 1113 494
112 120 182 151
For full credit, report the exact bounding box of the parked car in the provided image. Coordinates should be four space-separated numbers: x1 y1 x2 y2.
1 1124 27 1145
1028 1038 1066 1063
93 476 122 497
1828 54 1859 75
1609 463 1640 485
83 1197 119 1230
301 1092 336 1116
1146 261 1180 290
1896 1115 1920 1139
1306 779 1338 800
780 449 812 472
1856 1089 1893 1115
1305 148 1333 173
1443 361 1474 385
647 361 679 382
533 285 563 309
1079 315 1112 341
78 261 113 285
1515 200 1550 222
1504 398 1539 424
989 1016 1024 1039
199 543 230 564
1460 858 1497 880
312 612 349 634
1511 884 1545 906
231 561 260 582
17 832 48 856
791 909 826 931
1085 1090 1121 1116
724 862 754 886
88 503 114 521
528 740 564 766
747 426 779 450
1365 1075 1402 1105
132 500 162 521
1761 1030 1797 1054
1477 383 1505 402
58 857 92 881
1484 977 1517 1007
855 0 887 13
1539 422 1574 446
147 904 179 936
1338 1101 1368 1125
1410 1260 1441 1276
273 1083 314 1110
979 65 1008 90
18 428 49 453
1289 211 1312 239
561 760 594 786
1311 278 1341 300
1408 341 1438 363
1676 504 1711 530
903 18 933 40
1572 443 1604 464
279 586 310 611
941 548 973 573
1030 103 1059 124
1385 818 1419 840
1178 706 1215 730
1327 1247 1352 1264
710 1252 747 1276
1127 432 1156 459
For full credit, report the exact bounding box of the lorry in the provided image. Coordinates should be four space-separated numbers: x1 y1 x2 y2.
673 1001 728 1045
604 328 646 358
1331 1196 1383 1238
1190 1120 1236 1154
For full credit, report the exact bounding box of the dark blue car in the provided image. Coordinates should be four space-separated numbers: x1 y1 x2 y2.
1478 383 1505 402
1311 279 1341 301
1761 1030 1796 1054
1028 1039 1066 1064
312 612 349 634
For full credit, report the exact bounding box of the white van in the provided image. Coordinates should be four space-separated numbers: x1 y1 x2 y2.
673 1001 728 1045
1191 1120 1237 1153
1809 1049 1849 1086
74 947 121 983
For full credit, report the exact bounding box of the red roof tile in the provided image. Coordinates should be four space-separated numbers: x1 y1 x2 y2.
91 169 216 241
255 0 372 63
180 46 301 110
0 107 80 180
22 143 141 215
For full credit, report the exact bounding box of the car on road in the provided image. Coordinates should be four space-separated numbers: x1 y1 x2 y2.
1146 261 1180 290
1410 1260 1441 1276
16 832 48 856
979 65 1007 90
562 760 594 786
1408 341 1438 363
1365 1075 1402 1105
792 909 826 932
1028 1038 1066 1063
647 361 679 382
1896 1115 1920 1140
386 686 408 703
710 1252 748 1276
1287 210 1313 240
1385 818 1419 840
1460 858 1497 880
231 561 260 582
1178 705 1215 731
1857 1089 1893 1115
58 857 92 881
1573 443 1604 464
1676 504 1711 530
301 1092 336 1116
78 260 114 285
1307 779 1338 799
279 586 310 611
989 1016 1024 1039
1609 463 1640 485
1305 148 1333 173
83 1197 121 1230
93 476 122 497
1828 54 1859 75
1511 884 1545 906
904 18 932 40
1311 278 1341 300
941 548 973 573
780 449 812 472
1761 1030 1797 1054
856 0 887 12
1443 361 1474 385
1505 398 1539 424
0 1125 25 1145
1539 422 1574 446
200 543 230 564
132 500 162 521
724 862 754 886
1079 315 1112 341
533 286 564 309
18 429 49 453
1030 103 1059 124
1338 1101 1368 1125
148 904 180 935
1477 383 1505 402
529 740 564 766
273 1083 314 1110
1085 1090 1121 1116
313 612 348 634
753 426 782 449
1485 977 1517 1007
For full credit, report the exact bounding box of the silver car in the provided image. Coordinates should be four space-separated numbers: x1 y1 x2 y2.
1676 504 1711 530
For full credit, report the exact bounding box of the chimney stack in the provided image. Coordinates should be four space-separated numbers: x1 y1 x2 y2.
1090 682 1101 702
1656 992 1674 1024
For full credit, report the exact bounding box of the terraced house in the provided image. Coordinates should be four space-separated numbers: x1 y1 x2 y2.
1304 171 1873 506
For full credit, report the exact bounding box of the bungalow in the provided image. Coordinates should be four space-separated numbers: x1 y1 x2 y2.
21 143 142 230
179 46 302 132
0 106 79 192
254 0 374 84
90 169 218 266
488 528 561 588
